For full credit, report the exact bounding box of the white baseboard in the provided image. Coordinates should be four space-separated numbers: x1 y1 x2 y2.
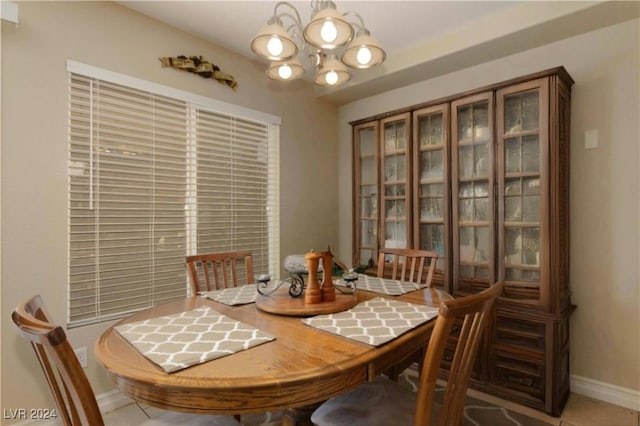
571 374 640 411
16 389 133 425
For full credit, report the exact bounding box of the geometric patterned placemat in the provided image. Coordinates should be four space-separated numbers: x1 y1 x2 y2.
335 274 425 295
200 284 258 305
302 297 439 346
115 307 275 373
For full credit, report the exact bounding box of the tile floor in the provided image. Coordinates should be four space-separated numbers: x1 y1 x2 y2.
102 391 639 426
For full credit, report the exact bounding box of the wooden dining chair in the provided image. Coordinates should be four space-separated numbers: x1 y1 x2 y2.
11 295 240 426
311 282 504 426
376 247 444 378
186 250 254 295
376 248 439 287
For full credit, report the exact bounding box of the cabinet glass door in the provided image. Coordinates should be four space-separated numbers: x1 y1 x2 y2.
452 93 494 294
413 105 449 287
381 113 411 252
497 79 549 307
353 121 379 268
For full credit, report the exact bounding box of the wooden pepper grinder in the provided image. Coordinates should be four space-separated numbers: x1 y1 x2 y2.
304 251 322 305
320 249 336 302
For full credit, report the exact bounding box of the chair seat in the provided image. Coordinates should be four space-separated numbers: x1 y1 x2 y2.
311 376 424 426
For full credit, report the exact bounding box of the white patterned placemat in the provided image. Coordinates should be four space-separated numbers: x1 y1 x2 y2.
302 297 439 346
335 274 425 295
115 307 275 373
200 284 258 305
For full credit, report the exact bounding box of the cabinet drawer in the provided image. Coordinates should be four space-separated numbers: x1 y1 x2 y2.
495 314 545 352
493 352 545 401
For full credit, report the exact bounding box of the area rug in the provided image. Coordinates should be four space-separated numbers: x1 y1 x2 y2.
231 366 555 426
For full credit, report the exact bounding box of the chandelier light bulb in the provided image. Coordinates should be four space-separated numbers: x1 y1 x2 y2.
320 20 338 43
325 70 339 85
278 64 292 79
267 36 284 57
356 46 372 65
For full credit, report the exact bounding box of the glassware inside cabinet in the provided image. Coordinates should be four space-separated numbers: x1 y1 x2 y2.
459 230 490 279
360 157 376 184
395 121 406 150
384 124 396 151
359 248 376 268
419 183 444 220
458 105 473 141
360 190 377 219
384 120 406 152
384 184 405 197
420 182 444 198
418 113 444 146
384 154 406 182
521 91 539 131
385 222 407 248
474 144 489 177
504 90 539 135
419 223 446 269
523 227 540 266
385 199 406 220
360 220 377 247
505 138 521 173
504 95 522 134
420 150 444 179
522 135 540 172
420 197 443 221
459 145 474 178
359 128 376 156
473 103 489 141
505 226 540 267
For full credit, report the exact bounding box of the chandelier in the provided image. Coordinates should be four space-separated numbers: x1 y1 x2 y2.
250 1 386 87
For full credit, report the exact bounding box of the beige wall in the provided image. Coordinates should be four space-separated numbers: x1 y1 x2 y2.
338 18 640 397
0 1 338 418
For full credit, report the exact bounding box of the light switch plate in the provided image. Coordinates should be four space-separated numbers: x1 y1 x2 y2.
585 129 599 149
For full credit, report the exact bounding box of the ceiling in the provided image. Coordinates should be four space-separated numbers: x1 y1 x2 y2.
117 1 639 104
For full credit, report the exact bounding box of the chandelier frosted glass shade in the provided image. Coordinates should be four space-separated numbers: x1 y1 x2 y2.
266 59 305 81
303 5 354 50
314 56 351 86
250 22 298 61
341 31 386 69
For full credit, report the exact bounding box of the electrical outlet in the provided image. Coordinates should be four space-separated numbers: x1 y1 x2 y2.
74 346 88 368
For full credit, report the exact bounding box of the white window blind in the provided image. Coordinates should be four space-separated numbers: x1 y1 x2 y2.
68 62 280 327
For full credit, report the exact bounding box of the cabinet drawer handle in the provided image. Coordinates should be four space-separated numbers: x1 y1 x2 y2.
507 375 534 386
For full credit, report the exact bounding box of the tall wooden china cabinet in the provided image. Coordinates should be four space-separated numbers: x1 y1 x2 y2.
351 68 573 415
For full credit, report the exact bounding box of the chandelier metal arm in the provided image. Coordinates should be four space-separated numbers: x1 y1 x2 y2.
273 2 303 29
342 11 366 33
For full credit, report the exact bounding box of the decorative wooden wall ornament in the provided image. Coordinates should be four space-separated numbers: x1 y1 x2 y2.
159 56 238 91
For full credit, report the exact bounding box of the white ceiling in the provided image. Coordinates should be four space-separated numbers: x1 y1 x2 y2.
117 1 639 104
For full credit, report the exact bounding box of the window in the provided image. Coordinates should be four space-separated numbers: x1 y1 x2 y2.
67 61 280 327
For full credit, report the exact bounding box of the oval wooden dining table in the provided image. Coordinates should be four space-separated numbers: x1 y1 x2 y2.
95 286 452 424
